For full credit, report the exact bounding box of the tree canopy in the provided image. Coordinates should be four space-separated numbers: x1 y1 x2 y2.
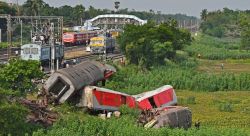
199 8 250 38
118 21 191 68
240 13 250 50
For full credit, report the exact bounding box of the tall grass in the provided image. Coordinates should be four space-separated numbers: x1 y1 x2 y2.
32 115 249 136
106 65 250 94
185 34 250 60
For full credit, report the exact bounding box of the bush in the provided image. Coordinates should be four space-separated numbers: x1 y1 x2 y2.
119 105 140 118
0 59 43 94
219 103 233 112
186 96 196 104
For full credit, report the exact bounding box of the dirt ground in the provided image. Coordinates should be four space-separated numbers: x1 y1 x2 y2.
64 50 90 59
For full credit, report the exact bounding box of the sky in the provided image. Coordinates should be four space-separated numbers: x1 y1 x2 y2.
6 0 250 17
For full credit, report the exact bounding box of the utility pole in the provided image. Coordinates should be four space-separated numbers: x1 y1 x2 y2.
50 23 55 73
20 19 22 45
7 15 11 60
0 29 1 43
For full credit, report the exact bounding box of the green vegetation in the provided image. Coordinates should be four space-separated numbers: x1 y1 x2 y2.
0 88 41 135
32 115 249 136
0 59 43 94
177 91 250 129
185 34 250 60
200 8 242 38
200 8 250 50
118 21 191 68
105 64 250 93
240 13 250 50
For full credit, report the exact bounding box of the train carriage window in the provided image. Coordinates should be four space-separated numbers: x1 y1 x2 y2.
31 48 38 54
23 48 30 54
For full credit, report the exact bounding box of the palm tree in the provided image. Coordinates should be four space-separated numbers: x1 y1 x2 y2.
23 0 44 16
201 9 208 21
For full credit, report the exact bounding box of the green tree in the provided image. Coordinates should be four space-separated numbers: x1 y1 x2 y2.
240 14 250 50
0 59 43 94
22 0 45 16
118 21 191 68
0 1 16 15
73 5 85 25
201 9 208 21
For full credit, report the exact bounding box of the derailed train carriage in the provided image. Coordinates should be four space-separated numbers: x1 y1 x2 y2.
43 61 116 103
134 85 177 110
78 85 177 111
21 43 64 66
78 86 136 111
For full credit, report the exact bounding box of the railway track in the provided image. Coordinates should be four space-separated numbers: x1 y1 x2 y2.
0 45 124 65
65 53 124 64
0 47 20 64
64 45 86 52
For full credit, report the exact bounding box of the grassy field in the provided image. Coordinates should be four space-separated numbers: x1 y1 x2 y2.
197 59 250 74
177 91 250 130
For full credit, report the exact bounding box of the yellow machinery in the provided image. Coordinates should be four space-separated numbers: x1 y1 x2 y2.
111 31 119 38
89 36 115 54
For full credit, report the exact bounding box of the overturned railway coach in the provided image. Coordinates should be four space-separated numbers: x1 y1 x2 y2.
44 61 116 103
77 85 177 112
134 85 177 110
78 86 136 111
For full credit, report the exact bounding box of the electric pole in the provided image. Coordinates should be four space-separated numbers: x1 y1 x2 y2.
0 29 2 43
20 20 22 45
7 15 12 60
50 23 55 73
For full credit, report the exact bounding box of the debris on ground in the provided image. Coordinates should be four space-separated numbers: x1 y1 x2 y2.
138 107 192 129
18 98 58 127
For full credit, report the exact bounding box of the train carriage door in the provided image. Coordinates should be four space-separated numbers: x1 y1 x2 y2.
121 95 126 105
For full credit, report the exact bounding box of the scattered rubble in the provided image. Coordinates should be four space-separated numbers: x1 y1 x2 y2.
18 99 58 127
138 107 192 129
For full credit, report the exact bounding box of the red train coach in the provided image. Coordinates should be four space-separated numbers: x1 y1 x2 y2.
134 85 177 110
63 31 97 46
78 86 136 111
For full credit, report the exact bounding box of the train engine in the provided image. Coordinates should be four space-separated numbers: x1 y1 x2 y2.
89 36 115 54
21 43 64 66
63 31 97 46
